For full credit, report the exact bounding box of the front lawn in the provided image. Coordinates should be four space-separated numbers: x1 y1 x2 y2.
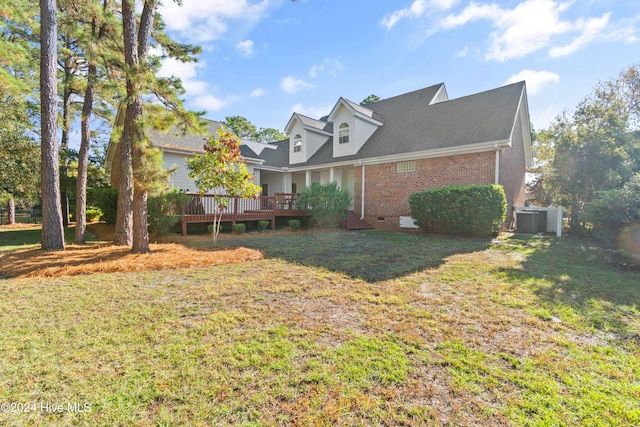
0 229 638 426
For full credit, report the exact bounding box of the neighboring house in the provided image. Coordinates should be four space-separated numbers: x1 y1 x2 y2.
106 81 532 230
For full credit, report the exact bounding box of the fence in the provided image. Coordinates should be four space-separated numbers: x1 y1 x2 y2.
0 209 43 225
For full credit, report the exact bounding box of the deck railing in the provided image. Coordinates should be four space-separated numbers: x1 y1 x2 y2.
180 193 306 235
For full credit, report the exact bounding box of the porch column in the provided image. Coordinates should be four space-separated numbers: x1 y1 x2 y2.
329 167 335 184
305 170 311 187
282 172 293 193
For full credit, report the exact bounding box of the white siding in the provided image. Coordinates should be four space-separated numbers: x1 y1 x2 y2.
289 119 330 164
332 106 356 157
163 152 195 192
332 104 380 157
354 119 378 152
289 122 306 165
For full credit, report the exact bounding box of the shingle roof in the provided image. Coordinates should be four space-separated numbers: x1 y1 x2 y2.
151 120 223 153
146 82 526 171
283 82 526 168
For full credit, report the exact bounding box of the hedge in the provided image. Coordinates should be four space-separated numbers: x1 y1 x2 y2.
409 184 506 235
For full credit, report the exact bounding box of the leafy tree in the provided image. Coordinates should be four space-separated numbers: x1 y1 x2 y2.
254 127 287 142
533 65 640 231
360 94 381 106
225 115 256 139
298 182 352 228
225 116 287 142
40 0 65 250
0 93 40 224
186 128 262 244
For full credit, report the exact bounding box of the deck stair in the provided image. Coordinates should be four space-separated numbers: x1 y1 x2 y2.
344 211 374 230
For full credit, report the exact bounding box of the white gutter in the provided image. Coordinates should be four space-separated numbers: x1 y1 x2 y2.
360 163 365 220
494 145 500 185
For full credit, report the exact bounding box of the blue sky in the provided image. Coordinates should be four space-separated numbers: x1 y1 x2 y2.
155 0 640 133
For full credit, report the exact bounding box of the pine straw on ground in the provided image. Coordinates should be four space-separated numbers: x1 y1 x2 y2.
0 224 263 278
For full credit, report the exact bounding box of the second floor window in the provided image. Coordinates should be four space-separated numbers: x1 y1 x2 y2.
293 134 302 152
339 122 349 144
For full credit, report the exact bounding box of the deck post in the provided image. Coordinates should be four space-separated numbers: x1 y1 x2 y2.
233 196 239 223
181 203 187 236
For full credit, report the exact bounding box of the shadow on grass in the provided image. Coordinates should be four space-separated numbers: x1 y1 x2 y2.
0 226 80 252
217 229 490 283
494 234 640 339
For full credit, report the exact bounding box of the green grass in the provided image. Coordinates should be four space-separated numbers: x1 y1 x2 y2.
0 226 83 253
0 230 638 426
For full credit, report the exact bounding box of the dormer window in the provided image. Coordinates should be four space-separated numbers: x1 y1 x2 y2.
293 134 302 152
339 123 349 144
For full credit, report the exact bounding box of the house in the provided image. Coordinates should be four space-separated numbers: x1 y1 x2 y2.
106 81 532 231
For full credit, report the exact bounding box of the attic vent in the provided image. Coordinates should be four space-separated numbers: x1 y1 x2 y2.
397 160 416 173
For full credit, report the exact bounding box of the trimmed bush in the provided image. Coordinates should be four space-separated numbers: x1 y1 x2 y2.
232 223 246 234
147 189 191 237
257 220 270 232
86 208 103 222
298 182 352 228
288 219 301 231
409 184 506 235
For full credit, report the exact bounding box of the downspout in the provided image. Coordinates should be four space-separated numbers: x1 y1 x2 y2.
360 163 365 220
494 145 500 185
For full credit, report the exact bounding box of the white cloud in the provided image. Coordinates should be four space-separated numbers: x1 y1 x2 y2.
250 88 268 97
549 14 610 57
440 0 613 62
156 56 209 95
158 0 270 42
290 103 334 119
504 69 560 95
308 58 344 78
192 95 228 112
382 0 457 29
236 39 255 57
281 76 313 94
382 0 427 29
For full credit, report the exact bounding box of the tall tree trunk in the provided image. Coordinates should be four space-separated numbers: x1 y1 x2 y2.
40 0 65 251
75 62 95 244
60 78 71 227
120 0 158 254
114 102 134 246
7 198 15 225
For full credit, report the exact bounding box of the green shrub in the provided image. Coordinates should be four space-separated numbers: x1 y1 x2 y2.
232 223 246 234
257 220 270 232
584 173 640 247
86 208 103 222
147 188 190 237
409 184 506 235
89 187 118 225
288 219 301 231
298 182 352 228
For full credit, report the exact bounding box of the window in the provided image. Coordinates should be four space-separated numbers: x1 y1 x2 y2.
293 134 302 152
397 160 416 173
339 122 349 144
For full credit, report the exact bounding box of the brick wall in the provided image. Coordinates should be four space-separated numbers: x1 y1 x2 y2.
499 115 527 226
354 152 496 230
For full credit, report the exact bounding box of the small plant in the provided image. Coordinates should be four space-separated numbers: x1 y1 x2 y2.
232 223 246 234
147 188 191 237
288 219 301 231
298 182 352 228
257 220 270 232
85 208 103 222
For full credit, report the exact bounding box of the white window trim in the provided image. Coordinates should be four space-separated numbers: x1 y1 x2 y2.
397 160 416 173
338 123 349 144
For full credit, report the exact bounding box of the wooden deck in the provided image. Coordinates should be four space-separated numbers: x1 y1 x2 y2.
180 193 308 235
